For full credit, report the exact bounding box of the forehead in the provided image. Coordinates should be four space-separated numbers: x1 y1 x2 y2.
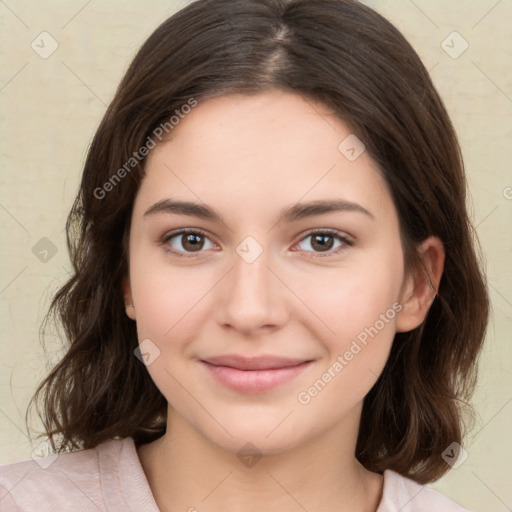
136 90 396 225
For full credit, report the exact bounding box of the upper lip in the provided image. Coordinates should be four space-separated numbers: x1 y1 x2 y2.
200 355 312 371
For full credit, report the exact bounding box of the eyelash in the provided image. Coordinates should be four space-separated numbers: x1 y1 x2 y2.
160 228 353 259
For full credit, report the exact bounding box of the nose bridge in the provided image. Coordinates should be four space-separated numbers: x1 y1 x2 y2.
218 238 287 332
232 246 271 296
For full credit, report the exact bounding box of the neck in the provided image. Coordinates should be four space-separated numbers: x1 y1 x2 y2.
137 405 383 512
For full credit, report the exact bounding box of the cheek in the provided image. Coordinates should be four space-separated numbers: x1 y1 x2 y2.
291 251 403 399
295 286 398 416
131 265 211 343
131 240 404 352
129 263 213 405
295 256 403 346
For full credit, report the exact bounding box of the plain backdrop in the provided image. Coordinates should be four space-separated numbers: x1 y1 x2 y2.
0 1 511 510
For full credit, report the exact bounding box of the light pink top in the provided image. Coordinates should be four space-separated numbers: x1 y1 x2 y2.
0 437 468 511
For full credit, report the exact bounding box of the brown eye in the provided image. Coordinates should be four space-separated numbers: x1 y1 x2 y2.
180 233 205 252
296 230 352 256
310 234 335 252
163 229 215 257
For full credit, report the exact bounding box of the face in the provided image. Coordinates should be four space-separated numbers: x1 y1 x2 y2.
124 90 426 455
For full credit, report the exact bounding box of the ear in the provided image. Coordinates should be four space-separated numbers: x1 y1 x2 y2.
122 276 136 321
395 236 445 333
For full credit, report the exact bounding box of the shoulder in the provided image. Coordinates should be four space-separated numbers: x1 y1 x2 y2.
378 469 470 512
0 437 152 512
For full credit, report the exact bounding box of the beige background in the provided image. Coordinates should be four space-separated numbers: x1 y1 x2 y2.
1 1 511 510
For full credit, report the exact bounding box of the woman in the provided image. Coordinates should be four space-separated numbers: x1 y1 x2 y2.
0 1 488 510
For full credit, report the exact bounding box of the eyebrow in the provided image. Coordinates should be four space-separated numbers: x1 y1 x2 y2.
143 198 375 223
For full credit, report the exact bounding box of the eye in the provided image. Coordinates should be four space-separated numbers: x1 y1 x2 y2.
162 229 216 257
294 229 353 257
161 228 353 259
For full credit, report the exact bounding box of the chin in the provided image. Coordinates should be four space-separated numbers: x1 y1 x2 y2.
193 414 304 456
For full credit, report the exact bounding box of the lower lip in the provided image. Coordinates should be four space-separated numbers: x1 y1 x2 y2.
200 361 313 393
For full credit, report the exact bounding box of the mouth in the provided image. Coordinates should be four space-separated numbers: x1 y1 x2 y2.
199 355 314 393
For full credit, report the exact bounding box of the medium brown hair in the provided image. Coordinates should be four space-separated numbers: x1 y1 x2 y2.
27 0 489 484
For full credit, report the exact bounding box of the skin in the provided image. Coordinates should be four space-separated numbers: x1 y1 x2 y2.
123 90 444 512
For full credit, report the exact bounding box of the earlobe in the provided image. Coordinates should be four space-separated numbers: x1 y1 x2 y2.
395 236 444 333
122 276 136 321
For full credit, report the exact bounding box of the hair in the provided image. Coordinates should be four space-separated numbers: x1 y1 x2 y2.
26 0 489 484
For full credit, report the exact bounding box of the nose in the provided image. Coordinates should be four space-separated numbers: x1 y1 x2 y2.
216 245 289 336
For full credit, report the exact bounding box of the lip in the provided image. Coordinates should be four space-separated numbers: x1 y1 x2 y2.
200 355 313 393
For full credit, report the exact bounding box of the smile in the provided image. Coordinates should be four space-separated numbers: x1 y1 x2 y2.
199 355 314 393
